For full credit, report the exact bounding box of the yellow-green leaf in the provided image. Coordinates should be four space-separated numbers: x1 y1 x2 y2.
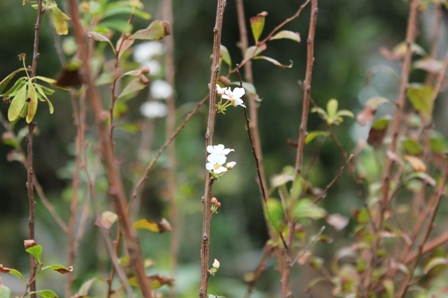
250 12 267 43
270 30 301 43
305 131 329 144
326 99 338 119
26 83 38 123
117 77 149 101
8 85 27 121
407 83 433 120
88 31 116 53
220 45 232 68
48 5 71 35
0 68 27 94
244 44 267 61
29 289 58 298
133 218 172 233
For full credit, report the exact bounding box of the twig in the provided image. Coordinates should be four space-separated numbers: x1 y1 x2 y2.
199 1 226 297
291 226 325 266
131 95 209 203
67 1 151 296
312 155 353 206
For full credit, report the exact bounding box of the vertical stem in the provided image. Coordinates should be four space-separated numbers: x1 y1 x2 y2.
28 0 44 296
363 0 420 294
26 122 37 298
294 0 318 174
67 1 151 297
162 0 179 297
199 1 226 297
283 1 318 296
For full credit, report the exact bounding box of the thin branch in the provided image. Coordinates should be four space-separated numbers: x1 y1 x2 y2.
131 95 209 203
67 1 151 296
27 0 45 295
312 154 353 206
291 226 325 266
199 1 226 297
294 0 318 174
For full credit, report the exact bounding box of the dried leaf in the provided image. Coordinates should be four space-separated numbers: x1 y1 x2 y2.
403 155 426 172
413 57 444 73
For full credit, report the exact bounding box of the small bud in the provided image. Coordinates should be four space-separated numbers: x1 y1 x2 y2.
141 65 150 74
225 161 236 170
212 259 220 269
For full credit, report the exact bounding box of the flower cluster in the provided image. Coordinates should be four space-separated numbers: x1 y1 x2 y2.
215 84 246 113
206 144 236 178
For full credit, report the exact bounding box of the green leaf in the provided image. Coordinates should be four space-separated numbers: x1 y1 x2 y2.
290 175 303 201
7 269 25 283
26 82 38 123
75 277 106 297
29 289 58 298
383 279 394 298
25 245 43 264
88 31 116 53
293 199 327 221
270 30 301 43
132 20 171 40
117 123 141 133
0 284 11 298
326 99 338 119
7 84 27 121
402 139 423 155
244 44 267 61
97 19 133 33
407 83 433 120
41 264 73 274
117 77 149 101
250 12 267 43
266 198 284 230
305 131 329 144
423 257 448 274
34 76 57 85
102 5 151 20
34 84 54 114
1 77 26 98
357 209 369 224
0 68 27 94
253 56 293 68
220 45 232 68
430 132 447 154
371 117 390 130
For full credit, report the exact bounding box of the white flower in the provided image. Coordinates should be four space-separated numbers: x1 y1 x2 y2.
150 80 173 99
222 87 246 108
133 41 164 63
140 101 167 118
206 154 228 174
216 84 229 96
225 161 236 169
207 144 234 156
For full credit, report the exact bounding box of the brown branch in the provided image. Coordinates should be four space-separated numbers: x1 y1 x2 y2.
67 1 151 296
396 155 448 297
281 1 318 296
27 0 45 295
294 0 318 174
363 0 420 294
199 1 226 297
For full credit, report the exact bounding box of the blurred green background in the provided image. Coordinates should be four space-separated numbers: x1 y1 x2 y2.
0 0 447 296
